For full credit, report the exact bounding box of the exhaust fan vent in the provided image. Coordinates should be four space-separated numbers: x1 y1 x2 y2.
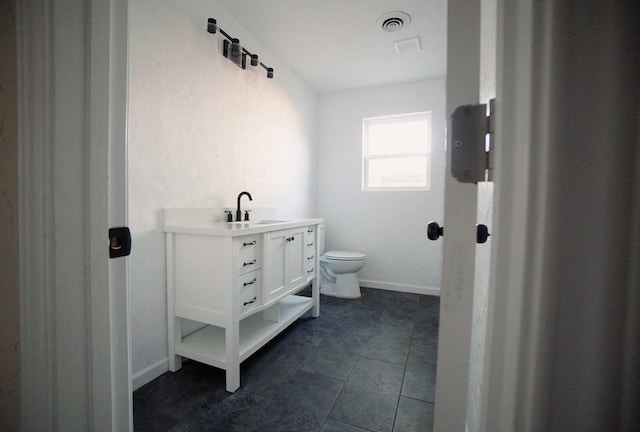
378 11 411 32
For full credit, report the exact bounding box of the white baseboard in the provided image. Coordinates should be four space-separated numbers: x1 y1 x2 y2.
359 280 440 297
131 357 169 391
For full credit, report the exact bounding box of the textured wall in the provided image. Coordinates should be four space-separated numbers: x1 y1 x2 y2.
129 0 318 379
0 0 19 429
317 79 446 292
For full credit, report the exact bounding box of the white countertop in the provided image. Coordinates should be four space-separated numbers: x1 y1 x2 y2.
164 218 324 237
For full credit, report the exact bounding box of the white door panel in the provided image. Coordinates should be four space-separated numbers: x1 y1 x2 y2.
466 0 497 428
18 0 131 430
434 0 496 430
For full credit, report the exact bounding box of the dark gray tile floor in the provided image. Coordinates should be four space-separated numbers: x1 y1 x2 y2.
134 287 439 432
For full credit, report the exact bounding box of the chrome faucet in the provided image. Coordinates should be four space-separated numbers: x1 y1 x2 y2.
236 191 252 221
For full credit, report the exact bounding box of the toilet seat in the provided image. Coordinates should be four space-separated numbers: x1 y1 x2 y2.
323 250 366 261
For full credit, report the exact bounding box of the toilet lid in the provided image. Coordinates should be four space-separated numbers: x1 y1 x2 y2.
323 250 366 261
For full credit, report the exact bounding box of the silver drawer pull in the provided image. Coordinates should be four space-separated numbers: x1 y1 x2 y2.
243 240 257 246
243 296 257 306
307 268 314 273
307 243 314 247
243 259 256 267
307 255 314 260
243 278 257 286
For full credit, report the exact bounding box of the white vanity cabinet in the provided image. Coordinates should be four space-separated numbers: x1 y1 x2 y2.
164 215 322 393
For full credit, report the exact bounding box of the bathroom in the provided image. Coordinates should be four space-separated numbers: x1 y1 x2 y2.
130 0 445 429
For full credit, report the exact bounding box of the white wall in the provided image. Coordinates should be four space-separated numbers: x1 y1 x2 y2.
317 79 446 294
0 0 19 429
129 0 318 385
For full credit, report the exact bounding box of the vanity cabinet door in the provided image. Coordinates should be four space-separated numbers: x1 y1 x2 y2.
285 226 306 289
265 230 287 303
264 226 309 304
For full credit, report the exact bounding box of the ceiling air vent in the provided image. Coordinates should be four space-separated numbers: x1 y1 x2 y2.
378 11 411 32
394 36 422 54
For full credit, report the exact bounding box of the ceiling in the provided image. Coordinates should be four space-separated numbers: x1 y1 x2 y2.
219 0 447 93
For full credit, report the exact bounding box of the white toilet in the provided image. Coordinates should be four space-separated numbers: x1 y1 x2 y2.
318 224 366 298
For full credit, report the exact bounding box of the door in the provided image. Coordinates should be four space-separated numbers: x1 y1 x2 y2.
285 226 307 288
433 0 496 430
266 227 307 303
266 230 288 302
18 0 132 430
98 0 132 429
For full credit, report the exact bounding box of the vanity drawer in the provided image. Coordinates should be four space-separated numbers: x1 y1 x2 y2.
305 226 315 241
237 235 261 275
306 251 316 276
304 227 316 252
238 270 261 316
306 264 316 277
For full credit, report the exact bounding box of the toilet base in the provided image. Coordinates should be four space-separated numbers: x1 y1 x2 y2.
320 273 361 299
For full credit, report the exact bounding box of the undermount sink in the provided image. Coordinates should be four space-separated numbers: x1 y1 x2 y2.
227 219 290 225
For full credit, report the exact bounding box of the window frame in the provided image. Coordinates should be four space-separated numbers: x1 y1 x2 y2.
362 111 432 192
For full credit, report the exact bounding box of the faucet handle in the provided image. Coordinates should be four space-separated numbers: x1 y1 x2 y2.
244 210 251 221
224 210 233 222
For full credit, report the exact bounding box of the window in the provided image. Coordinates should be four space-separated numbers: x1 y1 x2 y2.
362 112 432 191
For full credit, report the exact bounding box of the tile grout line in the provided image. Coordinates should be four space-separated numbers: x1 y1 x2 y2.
389 323 418 432
323 313 375 431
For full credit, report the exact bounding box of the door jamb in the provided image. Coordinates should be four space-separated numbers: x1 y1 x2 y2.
18 0 131 429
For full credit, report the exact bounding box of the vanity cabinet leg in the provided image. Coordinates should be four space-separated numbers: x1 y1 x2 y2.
166 233 183 372
226 367 240 393
225 325 240 392
312 280 320 318
168 316 182 372
169 354 183 372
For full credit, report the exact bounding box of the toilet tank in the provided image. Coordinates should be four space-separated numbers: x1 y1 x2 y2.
318 224 325 255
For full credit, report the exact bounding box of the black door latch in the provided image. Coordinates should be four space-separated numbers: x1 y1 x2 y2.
109 227 131 258
427 221 444 240
476 224 490 244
